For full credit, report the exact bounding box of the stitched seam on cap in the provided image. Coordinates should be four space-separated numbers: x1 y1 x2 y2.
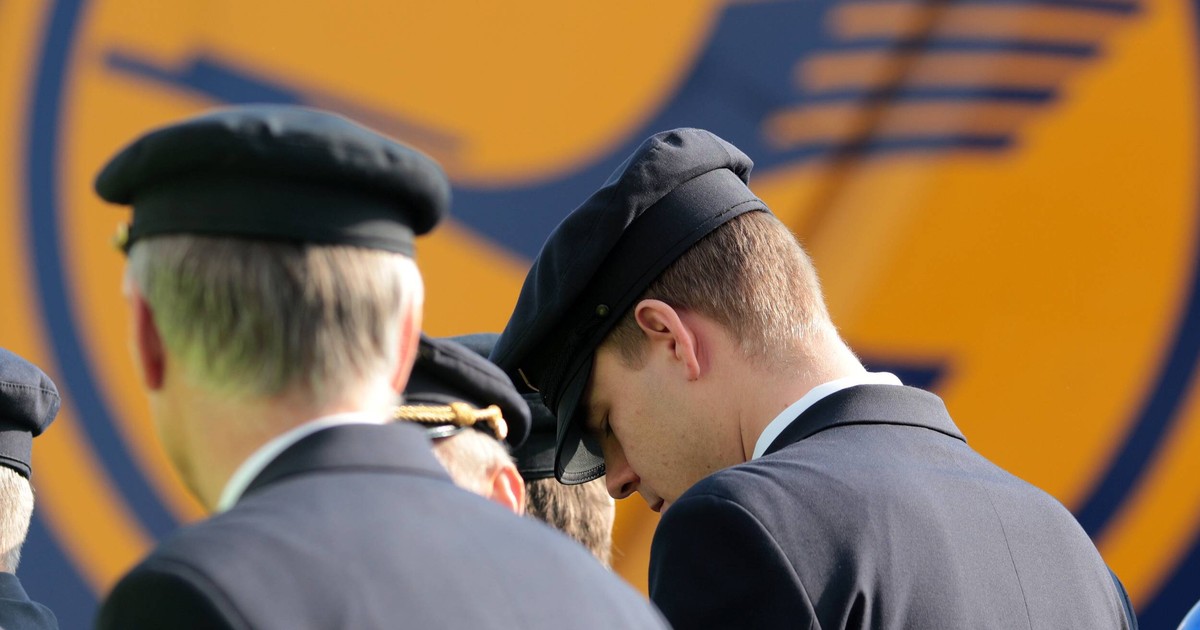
0 382 58 399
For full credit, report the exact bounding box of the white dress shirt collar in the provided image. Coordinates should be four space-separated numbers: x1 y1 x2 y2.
217 411 390 512
751 372 903 460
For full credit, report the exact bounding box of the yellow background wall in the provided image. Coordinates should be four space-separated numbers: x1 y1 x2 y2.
1 1 1196 626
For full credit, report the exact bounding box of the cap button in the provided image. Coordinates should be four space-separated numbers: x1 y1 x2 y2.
595 304 610 317
111 222 130 252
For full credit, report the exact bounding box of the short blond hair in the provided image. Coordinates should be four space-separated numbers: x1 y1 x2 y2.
525 478 615 567
127 235 419 406
0 468 33 573
604 211 831 366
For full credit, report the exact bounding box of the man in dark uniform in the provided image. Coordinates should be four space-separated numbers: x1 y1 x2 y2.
92 106 667 630
394 334 532 514
492 128 1138 629
454 333 616 566
0 349 60 630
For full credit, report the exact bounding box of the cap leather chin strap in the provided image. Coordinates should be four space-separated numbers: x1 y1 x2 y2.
392 403 509 442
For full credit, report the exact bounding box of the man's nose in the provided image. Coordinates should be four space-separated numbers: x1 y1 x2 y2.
605 459 640 500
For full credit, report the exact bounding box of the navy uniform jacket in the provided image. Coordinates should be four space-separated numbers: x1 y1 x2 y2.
0 573 57 629
97 423 666 629
649 385 1135 629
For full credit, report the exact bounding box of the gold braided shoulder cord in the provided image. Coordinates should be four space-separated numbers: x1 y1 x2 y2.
392 402 508 441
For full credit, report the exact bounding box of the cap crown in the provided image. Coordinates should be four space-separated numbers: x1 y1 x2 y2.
95 105 449 255
0 349 61 478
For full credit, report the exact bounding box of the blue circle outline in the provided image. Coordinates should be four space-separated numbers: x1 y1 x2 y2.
25 0 178 538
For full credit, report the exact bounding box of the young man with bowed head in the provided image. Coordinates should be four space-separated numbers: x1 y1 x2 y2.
492 128 1138 629
92 105 667 630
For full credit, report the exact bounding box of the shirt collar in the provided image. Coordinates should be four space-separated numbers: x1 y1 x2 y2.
217 411 389 512
751 372 903 460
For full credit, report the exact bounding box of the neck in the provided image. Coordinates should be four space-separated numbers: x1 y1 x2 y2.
733 333 865 461
170 380 393 511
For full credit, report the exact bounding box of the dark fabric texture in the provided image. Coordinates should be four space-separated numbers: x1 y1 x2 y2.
649 385 1136 630
511 390 557 480
0 572 58 630
96 422 667 630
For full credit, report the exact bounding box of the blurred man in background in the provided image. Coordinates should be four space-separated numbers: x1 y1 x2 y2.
398 333 617 567
394 334 529 514
0 349 60 629
93 105 667 630
493 127 1137 629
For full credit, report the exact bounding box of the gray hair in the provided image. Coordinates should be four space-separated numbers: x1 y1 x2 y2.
431 430 518 501
0 468 33 573
126 235 420 406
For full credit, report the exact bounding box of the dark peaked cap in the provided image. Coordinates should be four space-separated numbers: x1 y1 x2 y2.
0 349 61 478
454 333 556 480
513 393 557 481
404 335 532 449
95 105 449 256
491 128 768 484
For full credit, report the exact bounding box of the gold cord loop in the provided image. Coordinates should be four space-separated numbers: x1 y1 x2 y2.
393 403 509 441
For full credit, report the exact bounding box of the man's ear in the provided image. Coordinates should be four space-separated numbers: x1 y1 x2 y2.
486 461 527 516
126 284 166 390
633 299 701 380
390 264 425 393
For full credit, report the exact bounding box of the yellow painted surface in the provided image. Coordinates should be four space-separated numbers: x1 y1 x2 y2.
801 52 1087 92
